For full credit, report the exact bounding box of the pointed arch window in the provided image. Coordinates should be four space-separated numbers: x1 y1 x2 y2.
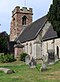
22 16 27 25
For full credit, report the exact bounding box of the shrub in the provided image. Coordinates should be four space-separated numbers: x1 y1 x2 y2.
0 54 16 63
20 53 28 62
0 54 4 63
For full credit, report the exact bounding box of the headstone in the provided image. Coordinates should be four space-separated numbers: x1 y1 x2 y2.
0 68 15 74
40 63 47 72
29 57 36 68
42 54 48 63
48 49 55 63
25 55 30 65
40 55 47 72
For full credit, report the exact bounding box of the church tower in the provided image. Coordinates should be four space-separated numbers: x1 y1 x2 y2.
10 6 33 41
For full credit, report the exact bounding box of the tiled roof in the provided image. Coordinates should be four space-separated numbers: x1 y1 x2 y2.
42 25 58 41
15 16 47 43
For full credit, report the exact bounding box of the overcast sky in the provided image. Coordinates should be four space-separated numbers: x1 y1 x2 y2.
0 0 52 34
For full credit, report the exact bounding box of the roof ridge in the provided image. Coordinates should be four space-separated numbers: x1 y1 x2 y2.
15 15 47 43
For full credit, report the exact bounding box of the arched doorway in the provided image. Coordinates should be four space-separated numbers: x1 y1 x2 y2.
57 46 59 59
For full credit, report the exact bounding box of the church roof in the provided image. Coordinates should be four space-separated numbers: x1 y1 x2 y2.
42 25 58 41
15 15 47 43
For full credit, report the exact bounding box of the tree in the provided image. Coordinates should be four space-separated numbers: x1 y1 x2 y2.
0 31 9 54
47 0 60 36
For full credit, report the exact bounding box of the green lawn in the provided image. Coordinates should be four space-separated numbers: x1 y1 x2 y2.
0 61 60 82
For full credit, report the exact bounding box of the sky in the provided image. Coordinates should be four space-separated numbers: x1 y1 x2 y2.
0 0 52 34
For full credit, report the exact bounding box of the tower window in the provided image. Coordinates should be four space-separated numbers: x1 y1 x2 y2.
22 16 27 25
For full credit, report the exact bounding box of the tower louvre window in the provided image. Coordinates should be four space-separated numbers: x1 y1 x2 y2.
22 16 27 25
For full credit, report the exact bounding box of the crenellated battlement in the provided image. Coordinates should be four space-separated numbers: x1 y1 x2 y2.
10 6 33 41
12 6 33 16
10 6 33 58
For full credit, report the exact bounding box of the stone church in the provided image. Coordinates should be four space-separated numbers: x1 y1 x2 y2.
10 6 60 63
10 6 33 57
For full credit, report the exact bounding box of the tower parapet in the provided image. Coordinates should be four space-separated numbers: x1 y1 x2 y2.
12 6 33 17
12 6 20 16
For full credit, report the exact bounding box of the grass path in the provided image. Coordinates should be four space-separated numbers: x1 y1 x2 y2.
0 61 60 82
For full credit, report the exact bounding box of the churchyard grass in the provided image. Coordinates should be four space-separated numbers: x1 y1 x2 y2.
0 61 60 82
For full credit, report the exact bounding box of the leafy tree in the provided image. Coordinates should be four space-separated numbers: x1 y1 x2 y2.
47 0 60 36
0 31 9 54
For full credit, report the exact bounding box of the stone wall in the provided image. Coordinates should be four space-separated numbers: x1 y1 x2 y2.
55 38 60 58
10 6 33 41
42 38 60 62
22 22 51 59
14 48 23 58
10 6 33 58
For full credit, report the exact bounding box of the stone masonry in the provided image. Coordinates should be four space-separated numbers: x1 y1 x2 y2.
10 6 33 41
10 6 33 58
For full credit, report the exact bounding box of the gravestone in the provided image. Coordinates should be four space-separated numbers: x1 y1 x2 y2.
25 55 30 65
0 68 15 74
40 55 47 72
29 57 36 68
48 49 55 63
40 62 47 72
